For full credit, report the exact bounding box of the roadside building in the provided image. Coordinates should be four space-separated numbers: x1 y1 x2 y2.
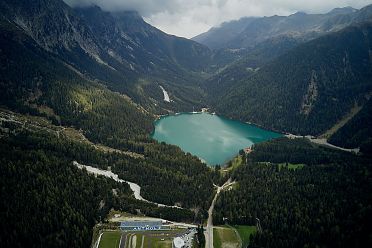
120 220 169 231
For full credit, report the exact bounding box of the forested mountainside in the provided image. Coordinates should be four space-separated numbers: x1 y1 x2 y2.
196 5 372 75
0 112 211 247
193 16 257 49
0 104 221 247
328 97 372 153
0 19 152 150
208 22 372 147
203 35 301 99
0 1 219 246
1 0 372 247
0 0 212 113
214 138 372 248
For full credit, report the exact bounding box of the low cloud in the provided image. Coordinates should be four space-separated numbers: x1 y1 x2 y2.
64 0 372 38
64 0 181 16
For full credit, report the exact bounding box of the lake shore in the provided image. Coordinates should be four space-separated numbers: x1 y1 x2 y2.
151 112 282 166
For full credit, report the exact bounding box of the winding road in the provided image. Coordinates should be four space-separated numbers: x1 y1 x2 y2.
285 134 359 153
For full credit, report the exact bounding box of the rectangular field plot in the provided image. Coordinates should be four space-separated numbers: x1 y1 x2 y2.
99 231 121 248
213 226 240 248
98 229 187 248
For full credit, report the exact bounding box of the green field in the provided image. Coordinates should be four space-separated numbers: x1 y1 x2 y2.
97 229 186 248
234 225 256 247
99 231 121 248
146 237 172 248
213 226 240 248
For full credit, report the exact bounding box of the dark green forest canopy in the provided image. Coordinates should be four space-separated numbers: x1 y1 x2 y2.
328 98 372 153
214 138 372 248
209 23 372 142
1 1 372 247
0 119 213 246
0 16 217 247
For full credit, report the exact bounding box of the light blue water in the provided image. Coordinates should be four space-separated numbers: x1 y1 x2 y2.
152 113 282 166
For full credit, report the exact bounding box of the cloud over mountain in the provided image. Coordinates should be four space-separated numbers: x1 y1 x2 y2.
64 0 371 38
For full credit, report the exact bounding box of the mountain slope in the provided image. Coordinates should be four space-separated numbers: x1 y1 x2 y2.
73 6 212 112
0 12 219 247
193 17 257 49
0 18 152 148
197 6 372 79
203 35 302 98
328 97 372 153
209 22 372 138
75 6 211 78
193 6 360 50
0 0 221 208
0 0 212 113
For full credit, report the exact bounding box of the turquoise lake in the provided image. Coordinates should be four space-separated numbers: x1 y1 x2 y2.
151 113 282 166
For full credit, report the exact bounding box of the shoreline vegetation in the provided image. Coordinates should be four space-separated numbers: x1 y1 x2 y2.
152 111 282 167
153 110 360 165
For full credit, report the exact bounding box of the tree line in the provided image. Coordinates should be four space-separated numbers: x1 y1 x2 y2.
213 138 372 247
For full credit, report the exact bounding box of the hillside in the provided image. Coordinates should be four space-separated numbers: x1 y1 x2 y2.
208 22 372 144
1 0 372 247
193 6 365 50
0 0 212 113
195 5 372 75
214 138 372 247
0 3 221 207
328 97 372 153
0 2 220 246
193 17 257 49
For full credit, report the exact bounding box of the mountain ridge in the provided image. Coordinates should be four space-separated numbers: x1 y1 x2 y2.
207 21 372 143
193 5 369 50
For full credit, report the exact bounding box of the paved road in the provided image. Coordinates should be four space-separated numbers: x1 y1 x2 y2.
285 134 359 153
205 178 234 248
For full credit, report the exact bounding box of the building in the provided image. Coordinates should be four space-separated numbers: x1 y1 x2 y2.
120 220 169 231
173 237 185 248
244 147 253 154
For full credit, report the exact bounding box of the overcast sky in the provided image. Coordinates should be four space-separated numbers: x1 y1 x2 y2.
64 0 372 38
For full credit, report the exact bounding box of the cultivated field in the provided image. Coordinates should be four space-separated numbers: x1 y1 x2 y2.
213 226 240 248
98 229 188 248
213 225 256 248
